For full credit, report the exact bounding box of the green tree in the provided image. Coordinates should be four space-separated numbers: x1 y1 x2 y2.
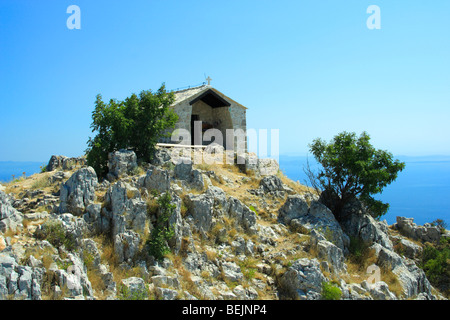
85 84 178 177
308 131 405 221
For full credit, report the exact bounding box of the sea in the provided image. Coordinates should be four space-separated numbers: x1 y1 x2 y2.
1 155 449 227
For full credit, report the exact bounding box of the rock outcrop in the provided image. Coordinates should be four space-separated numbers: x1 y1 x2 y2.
0 151 447 301
59 167 98 216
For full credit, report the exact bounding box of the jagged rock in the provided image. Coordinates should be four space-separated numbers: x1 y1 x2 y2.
340 210 393 251
58 213 88 245
48 171 71 184
395 216 441 243
121 277 147 297
221 261 244 283
183 187 226 234
59 167 98 216
50 253 93 299
98 264 117 297
258 158 280 176
35 213 87 250
103 181 148 238
167 193 184 253
237 153 279 177
232 237 254 256
315 240 347 274
47 155 86 172
278 197 348 251
391 236 423 259
174 158 192 181
371 243 434 298
185 193 214 233
150 148 172 166
151 275 180 289
361 280 397 300
155 287 179 300
255 175 289 198
83 203 104 234
80 239 101 269
227 197 258 235
278 195 309 225
0 191 23 233
114 231 141 263
143 166 171 193
107 149 138 182
279 258 326 300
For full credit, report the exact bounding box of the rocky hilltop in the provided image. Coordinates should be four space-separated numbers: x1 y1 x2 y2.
0 147 448 300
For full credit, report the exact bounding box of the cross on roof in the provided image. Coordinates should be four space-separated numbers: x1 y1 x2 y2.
206 76 212 86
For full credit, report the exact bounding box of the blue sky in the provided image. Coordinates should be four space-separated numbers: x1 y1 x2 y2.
1 0 449 161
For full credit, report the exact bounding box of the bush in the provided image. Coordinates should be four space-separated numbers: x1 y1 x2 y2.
420 238 450 296
321 281 342 300
35 220 76 251
118 285 150 300
146 192 176 261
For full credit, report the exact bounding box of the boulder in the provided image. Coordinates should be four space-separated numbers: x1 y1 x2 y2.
315 240 347 274
59 167 98 216
227 197 258 235
395 216 441 243
51 253 93 299
221 261 244 283
257 175 289 197
107 149 138 181
114 231 141 263
143 166 171 193
236 153 279 177
150 148 172 166
340 208 393 251
174 158 192 181
185 193 214 232
371 243 434 298
360 280 397 300
47 155 86 172
0 191 23 233
279 258 326 300
103 181 147 238
278 197 349 251
155 287 179 300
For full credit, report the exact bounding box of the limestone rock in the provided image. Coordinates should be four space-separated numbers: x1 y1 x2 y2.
107 149 138 181
315 240 347 274
371 243 434 299
279 258 326 300
59 167 98 216
174 158 192 181
185 193 214 232
150 148 172 166
114 231 141 263
143 166 171 193
395 216 441 243
361 280 397 300
237 153 279 177
227 197 258 235
47 155 87 172
221 261 244 283
340 208 393 251
278 197 349 251
0 191 23 233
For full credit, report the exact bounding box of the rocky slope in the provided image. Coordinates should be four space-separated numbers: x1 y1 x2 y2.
0 148 448 300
